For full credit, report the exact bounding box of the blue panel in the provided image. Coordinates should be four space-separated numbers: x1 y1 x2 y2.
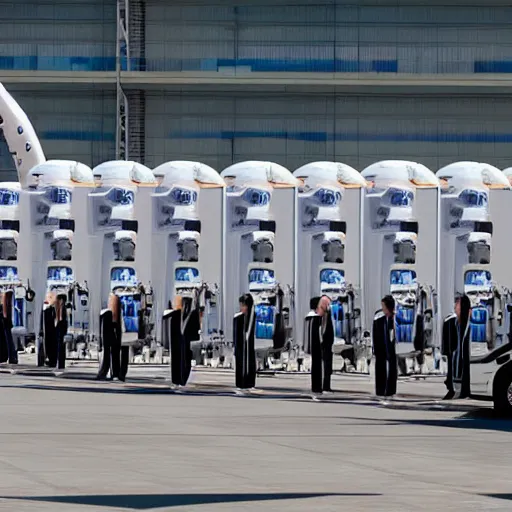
395 306 414 344
0 56 116 72
42 131 116 142
474 61 512 73
470 307 488 343
167 130 512 143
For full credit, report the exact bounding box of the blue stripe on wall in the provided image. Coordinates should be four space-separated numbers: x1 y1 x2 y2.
168 130 512 143
24 130 512 144
42 131 115 142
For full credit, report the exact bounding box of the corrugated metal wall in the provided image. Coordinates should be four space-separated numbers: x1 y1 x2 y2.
145 2 512 72
145 93 512 172
0 0 116 63
0 91 116 174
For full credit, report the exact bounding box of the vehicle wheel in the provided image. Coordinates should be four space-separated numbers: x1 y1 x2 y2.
493 372 512 417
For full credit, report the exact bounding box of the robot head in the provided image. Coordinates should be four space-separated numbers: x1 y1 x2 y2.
90 185 136 225
154 184 200 226
299 182 343 227
362 161 438 229
437 161 508 229
251 231 275 263
221 161 298 225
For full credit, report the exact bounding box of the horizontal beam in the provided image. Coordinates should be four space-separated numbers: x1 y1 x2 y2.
2 71 512 95
0 71 117 85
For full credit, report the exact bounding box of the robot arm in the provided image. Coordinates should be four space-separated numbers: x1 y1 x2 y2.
0 83 45 186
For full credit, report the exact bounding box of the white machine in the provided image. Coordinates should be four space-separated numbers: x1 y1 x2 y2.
293 162 367 372
0 82 45 188
220 161 298 370
150 161 225 365
17 160 95 365
361 161 440 375
438 162 512 413
0 182 36 355
88 161 156 363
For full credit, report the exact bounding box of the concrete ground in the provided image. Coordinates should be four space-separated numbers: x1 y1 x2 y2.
0 364 510 512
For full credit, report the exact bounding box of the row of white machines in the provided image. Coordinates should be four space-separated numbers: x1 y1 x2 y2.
2 157 512 373
3 83 512 402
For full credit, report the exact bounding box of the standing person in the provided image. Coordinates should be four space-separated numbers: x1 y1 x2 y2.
42 292 58 368
55 294 68 370
0 291 17 364
97 294 125 381
372 295 398 399
167 293 200 388
442 295 471 399
307 295 335 395
234 293 256 392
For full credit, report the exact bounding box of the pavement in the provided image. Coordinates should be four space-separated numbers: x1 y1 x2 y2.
0 363 510 512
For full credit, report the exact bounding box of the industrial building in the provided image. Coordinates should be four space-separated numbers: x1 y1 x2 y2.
0 0 511 179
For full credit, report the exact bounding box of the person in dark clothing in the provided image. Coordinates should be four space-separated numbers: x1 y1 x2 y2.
234 293 256 391
0 291 17 364
372 295 398 398
97 294 127 381
42 292 58 367
167 293 201 388
305 295 335 395
442 295 471 399
55 294 68 370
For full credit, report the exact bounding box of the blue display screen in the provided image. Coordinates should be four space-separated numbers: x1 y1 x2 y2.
0 190 19 206
119 295 139 333
465 270 492 289
45 187 72 205
314 188 342 206
111 267 137 289
390 269 417 287
0 266 18 282
47 266 74 283
107 187 135 206
248 268 276 290
175 267 200 283
389 188 414 207
255 304 275 340
242 188 271 206
170 187 198 206
320 269 345 290
330 300 344 339
459 189 488 208
13 297 24 328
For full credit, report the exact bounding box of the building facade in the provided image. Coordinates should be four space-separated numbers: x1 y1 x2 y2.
1 0 511 178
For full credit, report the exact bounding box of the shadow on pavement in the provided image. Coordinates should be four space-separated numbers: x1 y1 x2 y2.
2 492 380 510
338 409 512 433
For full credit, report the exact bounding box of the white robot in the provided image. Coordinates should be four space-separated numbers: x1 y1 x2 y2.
17 160 96 366
88 161 156 363
438 162 512 414
150 161 225 366
220 161 298 370
0 182 36 356
0 82 45 188
293 162 367 372
361 161 440 375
